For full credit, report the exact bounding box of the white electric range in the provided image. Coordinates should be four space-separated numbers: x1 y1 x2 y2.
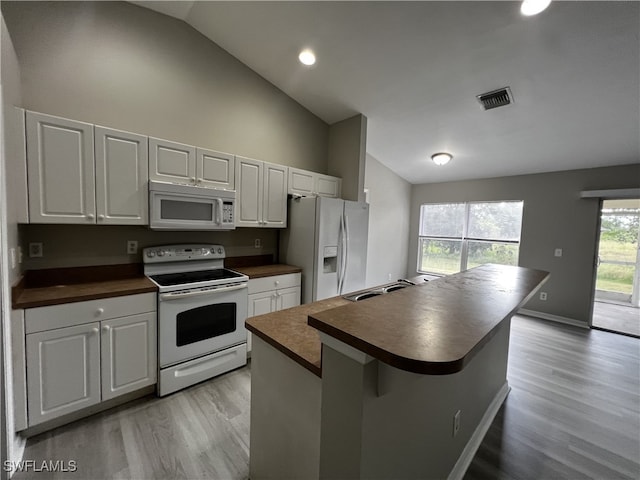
143 244 248 396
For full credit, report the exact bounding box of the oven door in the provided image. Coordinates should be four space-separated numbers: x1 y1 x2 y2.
158 283 248 367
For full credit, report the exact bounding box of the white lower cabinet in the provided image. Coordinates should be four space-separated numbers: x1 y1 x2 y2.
26 322 101 426
24 293 156 427
247 273 301 353
100 312 156 401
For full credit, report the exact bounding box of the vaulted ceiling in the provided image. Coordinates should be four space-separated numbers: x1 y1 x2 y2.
132 1 639 184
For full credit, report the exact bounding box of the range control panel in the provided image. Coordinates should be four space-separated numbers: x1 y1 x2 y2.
142 244 225 263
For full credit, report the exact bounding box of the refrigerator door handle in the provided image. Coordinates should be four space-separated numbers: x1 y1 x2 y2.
338 214 347 295
342 214 350 294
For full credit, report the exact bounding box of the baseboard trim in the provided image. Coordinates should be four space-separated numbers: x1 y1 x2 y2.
517 309 589 329
447 382 511 480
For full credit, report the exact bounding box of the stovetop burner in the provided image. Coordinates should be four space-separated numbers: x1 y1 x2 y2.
149 268 244 287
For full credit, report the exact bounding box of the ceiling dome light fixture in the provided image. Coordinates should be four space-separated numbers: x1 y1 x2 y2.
298 49 316 66
520 0 551 16
431 152 452 166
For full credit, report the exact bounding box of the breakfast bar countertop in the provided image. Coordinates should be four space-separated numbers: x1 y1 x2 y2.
246 264 549 377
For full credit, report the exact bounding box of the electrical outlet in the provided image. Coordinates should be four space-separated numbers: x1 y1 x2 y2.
127 240 138 255
254 238 261 248
540 292 547 301
554 248 563 257
29 242 43 258
10 248 16 269
453 410 461 437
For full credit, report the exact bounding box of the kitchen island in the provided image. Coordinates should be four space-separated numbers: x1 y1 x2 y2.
246 264 548 480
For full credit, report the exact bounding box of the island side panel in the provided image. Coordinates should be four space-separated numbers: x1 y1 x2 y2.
319 319 512 480
249 336 322 480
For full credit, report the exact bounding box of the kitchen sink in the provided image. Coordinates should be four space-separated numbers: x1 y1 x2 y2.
342 280 414 302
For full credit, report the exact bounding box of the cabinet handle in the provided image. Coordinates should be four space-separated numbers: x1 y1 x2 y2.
96 308 104 316
102 325 111 332
92 327 99 334
86 214 94 220
197 178 202 184
97 214 105 220
274 280 280 286
191 177 196 183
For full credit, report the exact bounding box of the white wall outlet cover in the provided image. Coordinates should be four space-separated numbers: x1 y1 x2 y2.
540 292 547 301
254 238 261 248
29 242 43 258
127 240 138 254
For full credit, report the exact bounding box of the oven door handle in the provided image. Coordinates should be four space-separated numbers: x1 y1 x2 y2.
159 283 248 301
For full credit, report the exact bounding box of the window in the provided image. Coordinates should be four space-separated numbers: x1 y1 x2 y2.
418 201 524 275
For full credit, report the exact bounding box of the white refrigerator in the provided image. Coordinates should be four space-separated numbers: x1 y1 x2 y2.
280 196 369 304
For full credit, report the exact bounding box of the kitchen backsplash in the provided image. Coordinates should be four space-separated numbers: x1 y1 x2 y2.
19 224 278 270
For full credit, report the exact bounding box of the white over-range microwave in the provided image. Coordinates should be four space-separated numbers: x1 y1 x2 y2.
149 180 236 230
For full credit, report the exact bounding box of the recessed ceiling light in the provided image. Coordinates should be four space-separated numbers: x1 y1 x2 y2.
431 153 452 166
298 49 316 66
520 0 551 16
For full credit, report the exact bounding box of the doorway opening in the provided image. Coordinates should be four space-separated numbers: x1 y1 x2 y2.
592 199 640 337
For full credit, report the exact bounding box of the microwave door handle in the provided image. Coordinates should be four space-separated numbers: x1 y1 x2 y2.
159 283 248 301
215 198 223 225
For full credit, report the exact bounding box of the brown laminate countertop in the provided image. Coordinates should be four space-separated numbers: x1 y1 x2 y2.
309 264 549 375
246 296 351 377
247 264 548 377
232 264 302 279
12 264 157 309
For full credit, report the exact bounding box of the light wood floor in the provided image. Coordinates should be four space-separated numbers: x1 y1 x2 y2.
13 315 640 480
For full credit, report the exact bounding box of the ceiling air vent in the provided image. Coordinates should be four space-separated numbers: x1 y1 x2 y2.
476 87 514 110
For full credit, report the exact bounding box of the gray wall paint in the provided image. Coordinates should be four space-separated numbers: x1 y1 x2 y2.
19 225 278 270
1 1 329 171
364 154 411 287
328 114 367 202
409 164 640 324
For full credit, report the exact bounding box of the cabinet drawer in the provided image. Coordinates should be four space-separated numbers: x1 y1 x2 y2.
25 293 156 334
248 273 301 294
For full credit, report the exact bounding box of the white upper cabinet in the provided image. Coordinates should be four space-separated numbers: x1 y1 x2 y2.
197 148 235 190
149 138 235 190
26 111 149 225
95 126 148 225
263 162 288 227
149 137 196 185
315 173 342 198
288 167 341 198
235 157 288 228
26 111 96 223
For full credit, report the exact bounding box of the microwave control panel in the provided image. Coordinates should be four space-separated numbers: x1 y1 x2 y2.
222 201 234 223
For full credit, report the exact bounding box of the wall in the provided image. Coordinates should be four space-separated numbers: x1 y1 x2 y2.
328 115 367 202
409 164 640 325
1 1 328 171
364 154 411 287
1 10 26 476
19 225 277 270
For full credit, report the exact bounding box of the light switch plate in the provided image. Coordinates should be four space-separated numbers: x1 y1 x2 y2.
554 248 563 257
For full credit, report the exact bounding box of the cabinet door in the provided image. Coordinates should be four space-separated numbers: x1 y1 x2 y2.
316 174 342 198
288 168 315 196
26 111 96 224
26 323 100 426
95 127 149 225
196 148 235 190
236 156 264 227
262 162 288 228
149 137 196 184
101 312 157 401
247 291 276 354
276 286 301 311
